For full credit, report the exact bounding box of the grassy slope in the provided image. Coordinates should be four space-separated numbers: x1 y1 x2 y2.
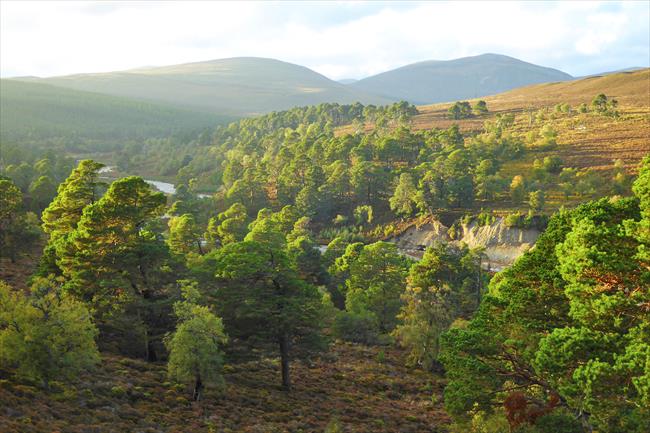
0 343 449 433
339 69 649 136
0 80 229 143
29 57 393 116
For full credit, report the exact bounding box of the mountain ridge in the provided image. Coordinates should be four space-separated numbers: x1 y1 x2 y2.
18 57 393 116
349 53 573 104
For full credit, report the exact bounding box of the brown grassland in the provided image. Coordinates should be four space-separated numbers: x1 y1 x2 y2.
411 69 649 171
338 69 649 169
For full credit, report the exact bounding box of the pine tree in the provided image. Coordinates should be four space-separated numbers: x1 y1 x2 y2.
41 160 104 236
214 232 325 390
0 179 40 262
394 243 484 369
58 176 172 360
168 213 203 255
39 160 105 275
165 281 227 401
345 242 410 333
439 160 650 432
204 202 249 250
389 172 418 217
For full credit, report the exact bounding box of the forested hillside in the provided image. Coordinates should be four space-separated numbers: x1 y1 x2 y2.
0 79 228 148
1 153 647 432
0 68 648 433
125 71 647 224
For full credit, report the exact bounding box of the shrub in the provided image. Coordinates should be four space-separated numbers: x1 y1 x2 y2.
448 101 473 119
536 124 557 149
504 212 524 228
333 311 379 344
447 222 460 240
110 385 127 398
324 417 343 433
449 407 511 433
460 214 475 225
532 410 584 433
473 100 488 116
476 211 496 226
333 214 348 225
510 175 527 203
528 190 545 213
0 279 99 388
353 205 373 226
542 156 563 174
591 93 619 117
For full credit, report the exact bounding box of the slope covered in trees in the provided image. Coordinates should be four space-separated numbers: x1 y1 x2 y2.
0 79 229 150
133 91 641 232
440 156 650 432
1 157 646 432
343 69 649 172
0 68 648 432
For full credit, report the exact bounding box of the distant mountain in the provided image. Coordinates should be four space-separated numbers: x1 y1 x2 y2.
0 79 228 143
338 78 358 84
23 57 392 116
349 53 573 104
579 67 647 78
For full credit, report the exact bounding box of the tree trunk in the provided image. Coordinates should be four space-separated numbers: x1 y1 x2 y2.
476 256 482 308
147 338 157 362
193 375 203 401
279 333 291 391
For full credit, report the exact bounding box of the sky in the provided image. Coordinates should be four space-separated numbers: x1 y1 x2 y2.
1 1 649 80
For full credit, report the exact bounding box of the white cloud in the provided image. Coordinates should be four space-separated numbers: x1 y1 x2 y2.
1 1 648 79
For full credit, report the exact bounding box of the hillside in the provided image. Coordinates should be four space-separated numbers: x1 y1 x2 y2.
0 343 448 433
0 79 228 143
339 69 650 174
1 66 648 433
349 53 572 104
23 57 393 116
415 69 649 170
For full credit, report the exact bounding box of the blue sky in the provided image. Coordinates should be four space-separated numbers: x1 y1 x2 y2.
1 1 648 79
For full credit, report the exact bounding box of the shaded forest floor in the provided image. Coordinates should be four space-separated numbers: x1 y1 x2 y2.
0 343 450 433
0 240 44 291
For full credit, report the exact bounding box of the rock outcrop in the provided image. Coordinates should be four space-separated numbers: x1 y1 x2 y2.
389 218 540 271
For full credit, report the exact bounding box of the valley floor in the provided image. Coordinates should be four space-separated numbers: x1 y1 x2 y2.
0 343 449 433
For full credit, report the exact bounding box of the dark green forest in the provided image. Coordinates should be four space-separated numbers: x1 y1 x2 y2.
0 79 231 152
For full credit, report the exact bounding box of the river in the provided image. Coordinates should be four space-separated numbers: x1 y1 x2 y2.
99 166 210 197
